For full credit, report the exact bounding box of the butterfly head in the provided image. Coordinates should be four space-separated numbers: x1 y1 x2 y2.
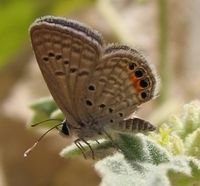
59 120 71 137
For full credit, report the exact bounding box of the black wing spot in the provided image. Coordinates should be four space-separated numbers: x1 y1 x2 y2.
99 104 105 108
70 68 77 73
48 52 55 57
119 113 123 117
110 120 113 123
140 91 149 100
56 54 62 60
86 100 93 106
129 62 136 70
135 68 145 78
139 78 150 88
55 71 65 76
88 85 95 91
64 60 69 65
78 71 89 76
43 57 49 62
109 108 113 113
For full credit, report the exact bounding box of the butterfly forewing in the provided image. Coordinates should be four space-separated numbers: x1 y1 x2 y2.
30 16 104 127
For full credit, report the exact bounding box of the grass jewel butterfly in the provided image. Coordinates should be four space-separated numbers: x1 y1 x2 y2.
25 16 159 159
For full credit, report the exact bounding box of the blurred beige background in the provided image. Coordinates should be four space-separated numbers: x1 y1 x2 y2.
1 0 200 185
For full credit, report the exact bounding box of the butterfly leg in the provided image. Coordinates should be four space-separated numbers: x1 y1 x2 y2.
74 138 95 159
95 139 100 144
102 129 121 152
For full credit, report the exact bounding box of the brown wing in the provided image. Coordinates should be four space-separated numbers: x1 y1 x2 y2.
81 44 159 125
30 16 104 127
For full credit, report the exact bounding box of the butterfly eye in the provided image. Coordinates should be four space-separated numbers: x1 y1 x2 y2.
61 122 70 136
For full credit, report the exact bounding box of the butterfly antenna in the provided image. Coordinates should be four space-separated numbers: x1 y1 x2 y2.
24 123 62 157
31 118 63 127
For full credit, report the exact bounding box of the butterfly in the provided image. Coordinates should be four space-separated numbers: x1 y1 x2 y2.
25 15 159 159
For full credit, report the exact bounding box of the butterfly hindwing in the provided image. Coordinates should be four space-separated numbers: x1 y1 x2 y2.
85 44 158 125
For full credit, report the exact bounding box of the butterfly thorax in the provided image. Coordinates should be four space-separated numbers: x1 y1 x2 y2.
61 120 104 139
78 121 105 139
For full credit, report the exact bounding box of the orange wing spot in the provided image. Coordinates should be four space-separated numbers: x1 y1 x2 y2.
129 73 144 92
